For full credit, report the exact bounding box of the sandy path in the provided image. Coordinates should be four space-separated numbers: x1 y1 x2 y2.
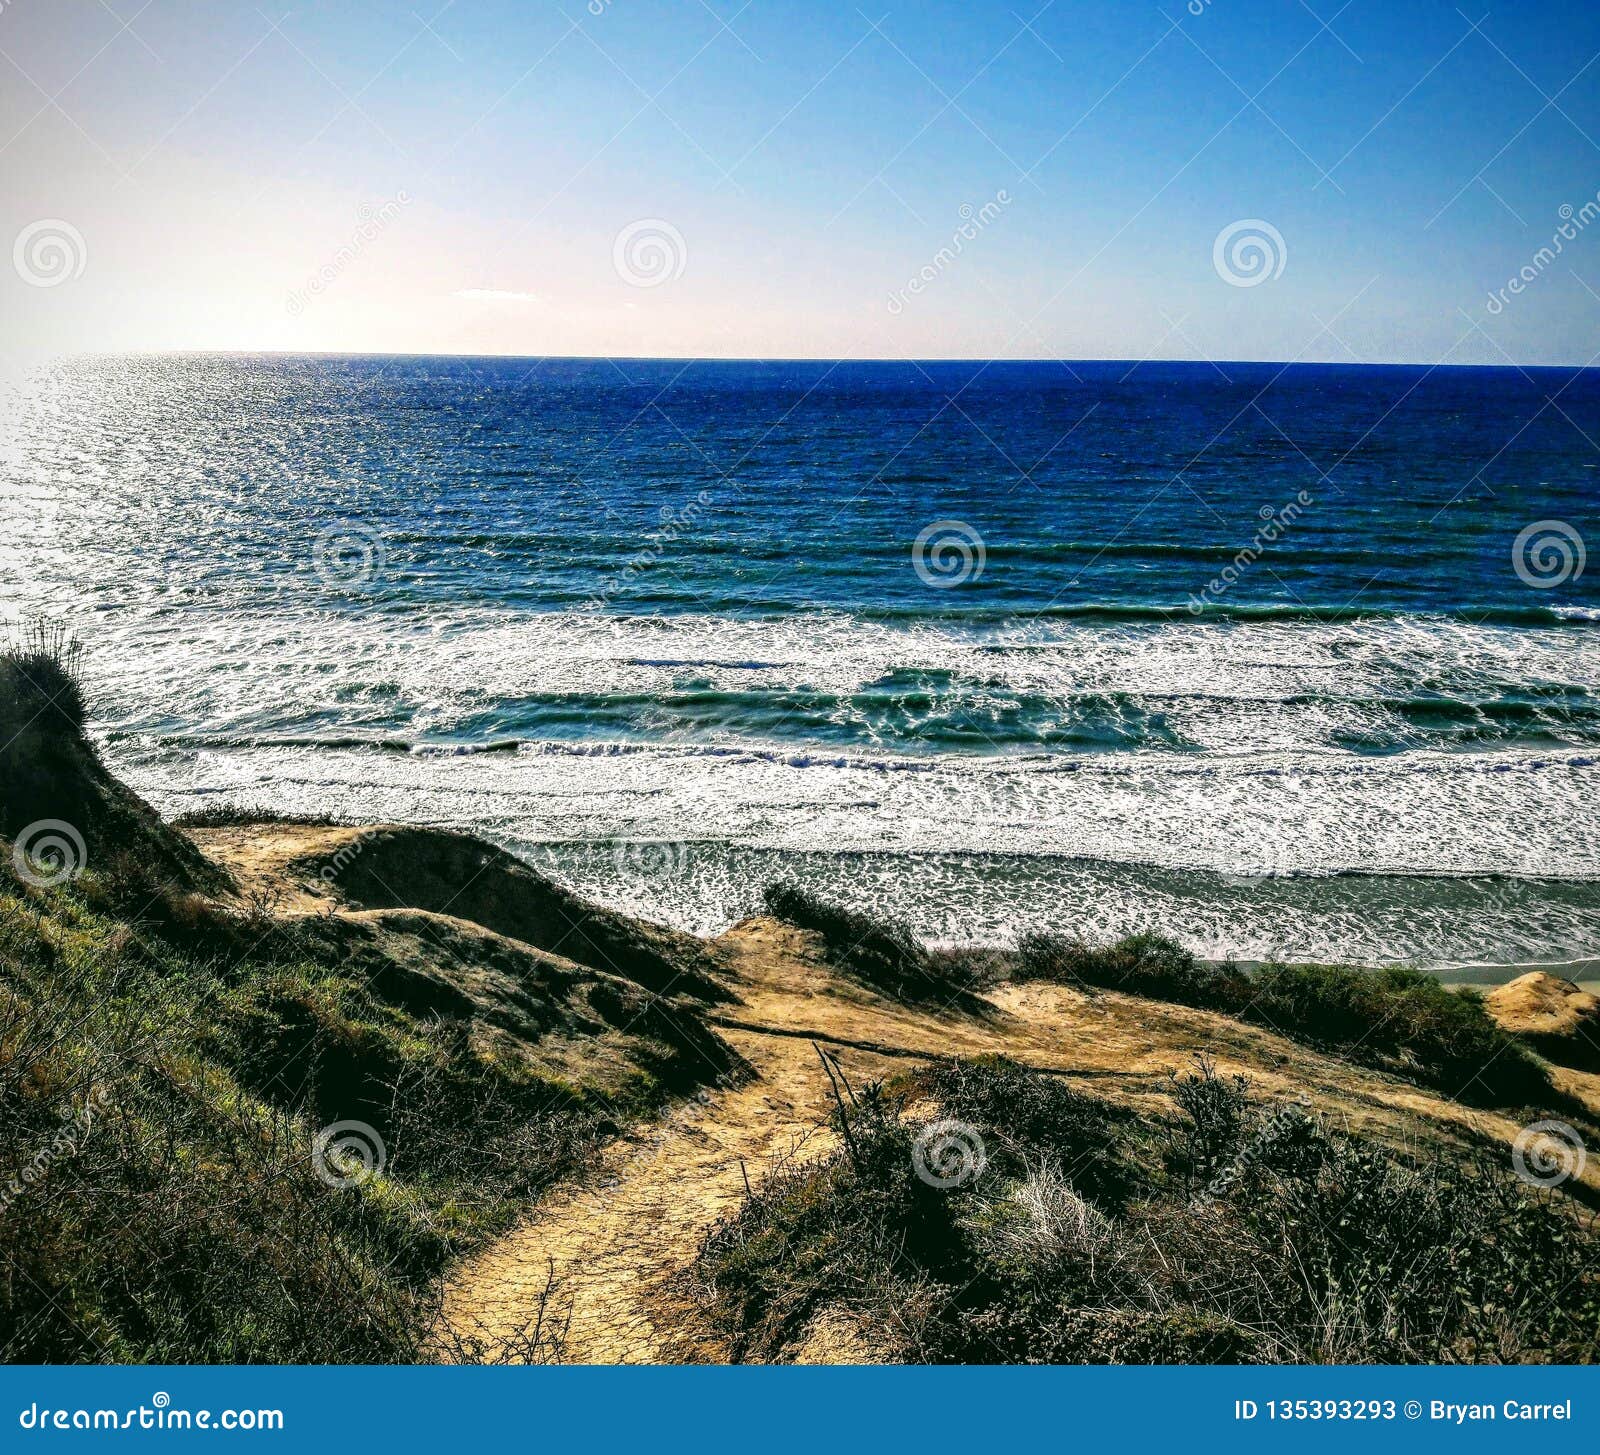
438 1026 865 1363
435 915 1600 1363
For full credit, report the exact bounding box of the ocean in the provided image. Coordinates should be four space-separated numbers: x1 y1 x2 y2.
3 353 1597 968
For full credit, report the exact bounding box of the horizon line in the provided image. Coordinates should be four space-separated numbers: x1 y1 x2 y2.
64 348 1600 371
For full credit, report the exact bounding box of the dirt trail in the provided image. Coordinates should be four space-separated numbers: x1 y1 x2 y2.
435 916 1599 1364
434 921 936 1363
438 1024 866 1363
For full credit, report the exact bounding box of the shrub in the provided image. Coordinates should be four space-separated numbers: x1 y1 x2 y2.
173 803 346 828
693 1055 1600 1364
1016 930 1244 1006
79 851 292 962
903 1055 1134 1206
1167 1055 1249 1185
762 883 989 1006
925 944 1010 990
0 619 86 734
0 624 93 842
1014 931 1553 1108
1250 962 1550 1104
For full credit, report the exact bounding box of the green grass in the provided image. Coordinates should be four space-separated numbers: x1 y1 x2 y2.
172 803 348 829
694 1055 1600 1364
0 856 671 1362
1016 931 1555 1108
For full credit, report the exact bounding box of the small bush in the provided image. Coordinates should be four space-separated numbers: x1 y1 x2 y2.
173 803 346 828
0 623 93 842
79 851 290 962
904 1055 1134 1206
925 944 1010 990
0 619 86 734
762 883 989 1006
1014 932 1553 1108
693 1055 1600 1364
1016 930 1245 1004
1168 1056 1249 1184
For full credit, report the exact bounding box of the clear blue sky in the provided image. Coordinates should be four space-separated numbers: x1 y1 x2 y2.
3 0 1599 362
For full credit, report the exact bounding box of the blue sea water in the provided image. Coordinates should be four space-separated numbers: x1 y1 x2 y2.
2 354 1597 965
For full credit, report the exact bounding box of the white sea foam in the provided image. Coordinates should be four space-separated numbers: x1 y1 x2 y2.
69 607 1600 940
64 605 1600 755
113 722 1600 964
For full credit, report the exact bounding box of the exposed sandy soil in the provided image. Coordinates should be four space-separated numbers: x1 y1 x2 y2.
1487 971 1600 1034
1486 972 1600 1072
437 1023 865 1363
437 918 1600 1364
185 822 352 913
184 823 1600 1365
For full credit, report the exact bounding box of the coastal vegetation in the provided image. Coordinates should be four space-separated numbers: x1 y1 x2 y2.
1014 930 1556 1108
694 1054 1600 1364
761 883 1001 1005
0 630 741 1361
2 631 1596 1364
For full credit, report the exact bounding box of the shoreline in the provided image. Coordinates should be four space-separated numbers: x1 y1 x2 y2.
163 803 1600 986
128 762 1600 976
1223 956 1600 990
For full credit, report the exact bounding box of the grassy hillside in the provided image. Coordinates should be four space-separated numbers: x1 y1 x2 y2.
759 887 1579 1111
706 892 1600 1363
1011 930 1562 1109
0 631 744 1362
694 1054 1600 1363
